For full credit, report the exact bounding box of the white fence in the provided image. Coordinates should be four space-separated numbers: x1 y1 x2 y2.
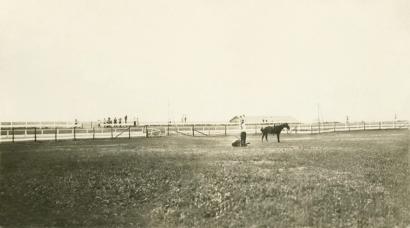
0 121 408 143
0 121 81 129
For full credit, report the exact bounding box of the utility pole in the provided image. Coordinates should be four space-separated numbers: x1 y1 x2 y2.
167 100 170 124
346 115 350 131
394 113 397 128
317 103 321 133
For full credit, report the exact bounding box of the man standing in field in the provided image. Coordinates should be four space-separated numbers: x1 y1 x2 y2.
240 115 247 146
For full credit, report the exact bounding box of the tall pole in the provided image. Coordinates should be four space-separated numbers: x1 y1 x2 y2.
167 100 170 125
394 113 397 128
346 115 349 131
317 103 320 134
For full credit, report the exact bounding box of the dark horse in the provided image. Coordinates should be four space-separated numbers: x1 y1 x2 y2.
260 123 290 143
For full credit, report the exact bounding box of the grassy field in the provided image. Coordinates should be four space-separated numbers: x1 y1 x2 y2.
0 130 409 227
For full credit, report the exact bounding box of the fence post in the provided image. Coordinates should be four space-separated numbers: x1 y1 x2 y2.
93 127 95 140
310 124 312 134
192 125 195 136
167 124 170 136
145 125 148 138
111 127 113 139
379 121 381 130
224 125 227 136
55 127 57 142
334 122 336 132
128 126 131 139
318 122 321 134
73 127 76 141
12 128 15 143
34 127 37 142
363 121 366 131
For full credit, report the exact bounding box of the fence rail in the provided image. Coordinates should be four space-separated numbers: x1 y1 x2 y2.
0 121 408 143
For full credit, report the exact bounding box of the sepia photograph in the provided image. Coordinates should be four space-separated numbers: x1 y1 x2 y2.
0 0 409 227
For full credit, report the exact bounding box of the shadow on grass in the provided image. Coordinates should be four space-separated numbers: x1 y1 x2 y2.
0 141 199 227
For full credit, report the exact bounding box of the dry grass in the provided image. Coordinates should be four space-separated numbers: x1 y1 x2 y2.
0 130 409 227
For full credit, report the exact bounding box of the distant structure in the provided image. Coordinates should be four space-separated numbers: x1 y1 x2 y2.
229 115 298 124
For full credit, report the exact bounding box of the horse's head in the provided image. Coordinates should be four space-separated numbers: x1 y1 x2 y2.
283 123 290 130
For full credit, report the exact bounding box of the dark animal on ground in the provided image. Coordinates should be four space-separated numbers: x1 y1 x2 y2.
260 123 290 143
232 139 250 147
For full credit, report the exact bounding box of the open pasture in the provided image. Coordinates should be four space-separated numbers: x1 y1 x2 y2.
0 130 409 227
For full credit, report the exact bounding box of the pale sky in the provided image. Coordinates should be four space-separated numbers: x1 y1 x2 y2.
1 0 409 123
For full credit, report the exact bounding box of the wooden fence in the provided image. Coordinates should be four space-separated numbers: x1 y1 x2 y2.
0 121 408 143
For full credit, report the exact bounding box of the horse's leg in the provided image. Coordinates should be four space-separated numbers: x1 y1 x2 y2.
261 133 264 142
277 133 280 143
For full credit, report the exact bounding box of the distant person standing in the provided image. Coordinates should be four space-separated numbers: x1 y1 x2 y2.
106 117 109 127
124 115 128 124
240 116 247 146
